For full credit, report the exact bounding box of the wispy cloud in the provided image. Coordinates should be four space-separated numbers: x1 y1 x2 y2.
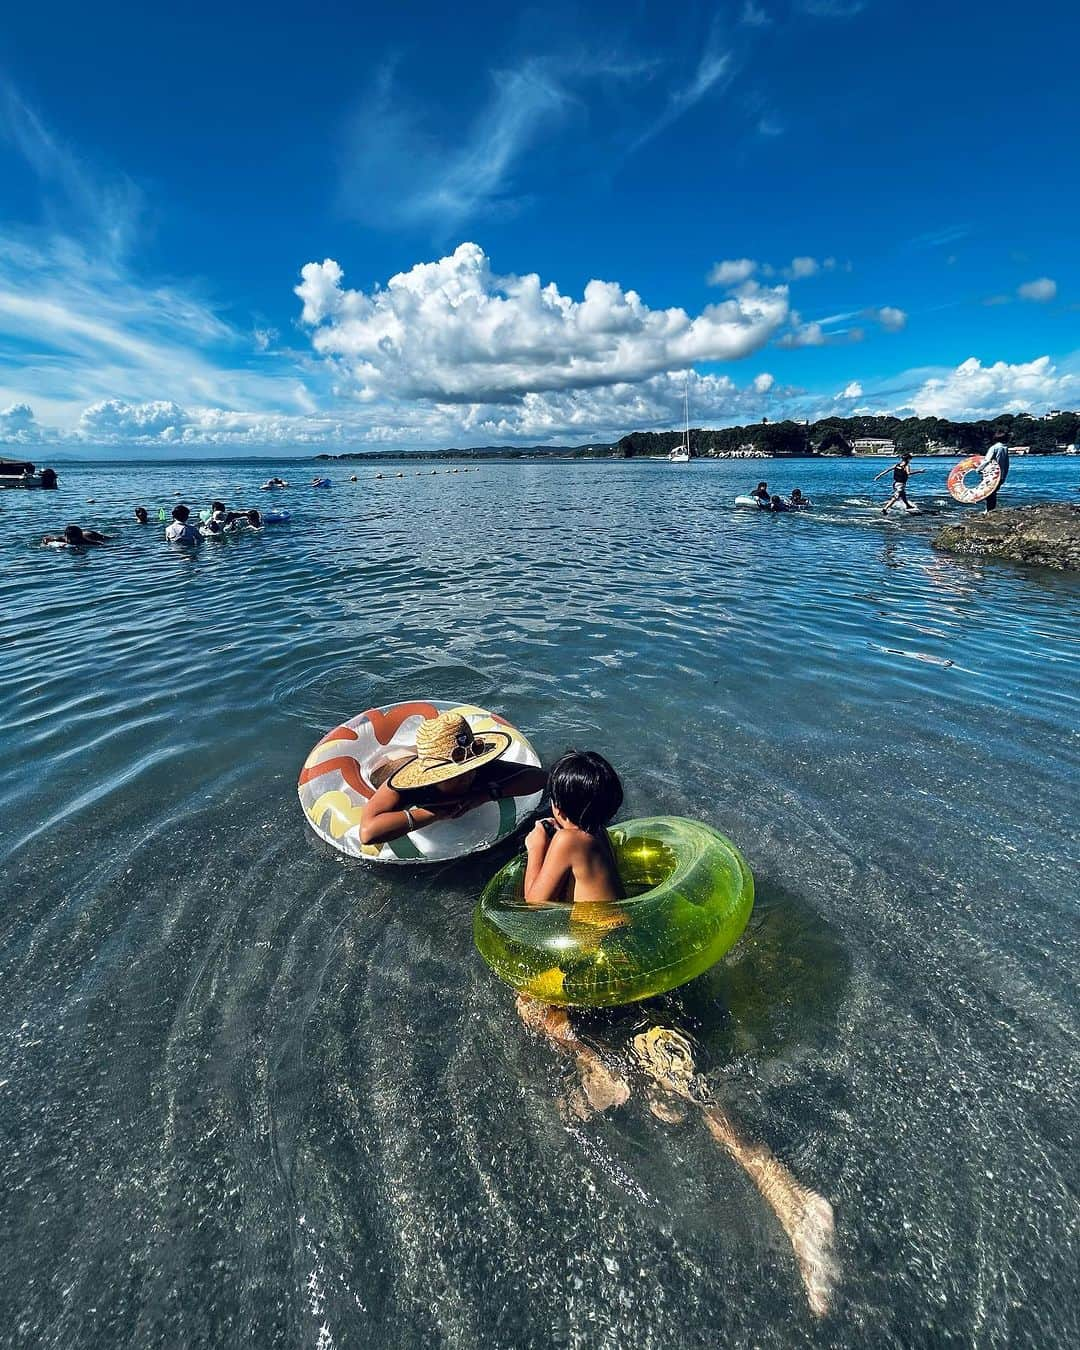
629 18 736 153
798 1 867 16
0 86 323 431
741 2 772 26
0 81 140 259
906 223 970 251
338 52 663 235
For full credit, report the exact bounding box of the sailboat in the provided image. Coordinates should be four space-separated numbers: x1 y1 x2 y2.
668 379 692 462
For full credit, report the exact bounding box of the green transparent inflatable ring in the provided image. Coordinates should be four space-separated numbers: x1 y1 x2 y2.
474 817 754 1008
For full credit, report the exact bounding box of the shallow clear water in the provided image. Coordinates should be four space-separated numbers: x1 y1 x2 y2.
1 457 1077 1348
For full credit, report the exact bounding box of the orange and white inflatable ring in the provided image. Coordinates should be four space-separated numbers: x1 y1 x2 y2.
948 455 1001 504
298 699 543 863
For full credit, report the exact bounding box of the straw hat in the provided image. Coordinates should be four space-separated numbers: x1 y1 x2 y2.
387 711 512 791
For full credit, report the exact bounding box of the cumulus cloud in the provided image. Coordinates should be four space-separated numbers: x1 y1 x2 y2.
1017 277 1057 303
296 243 790 402
840 381 863 398
708 257 758 286
78 399 190 440
910 356 1075 419
0 401 43 443
753 372 775 393
741 2 772 24
871 305 907 332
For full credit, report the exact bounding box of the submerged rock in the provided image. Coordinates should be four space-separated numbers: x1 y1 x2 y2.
932 503 1080 571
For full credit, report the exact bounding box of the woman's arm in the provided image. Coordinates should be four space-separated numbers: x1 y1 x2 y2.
524 827 576 904
872 466 891 481
359 782 459 845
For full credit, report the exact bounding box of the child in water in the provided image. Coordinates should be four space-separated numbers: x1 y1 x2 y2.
523 751 624 904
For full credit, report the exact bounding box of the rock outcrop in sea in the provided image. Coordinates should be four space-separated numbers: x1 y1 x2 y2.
932 504 1080 570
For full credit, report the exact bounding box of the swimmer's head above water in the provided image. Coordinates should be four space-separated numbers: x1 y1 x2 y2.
547 750 623 835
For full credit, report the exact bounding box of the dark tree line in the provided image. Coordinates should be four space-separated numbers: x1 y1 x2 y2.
611 411 1079 458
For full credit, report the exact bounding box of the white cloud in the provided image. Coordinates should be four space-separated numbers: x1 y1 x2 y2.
78 399 189 440
0 401 44 443
909 356 1075 419
297 243 790 402
708 257 758 286
753 372 775 393
840 381 863 398
872 305 907 332
1017 277 1057 303
788 256 820 279
776 313 826 347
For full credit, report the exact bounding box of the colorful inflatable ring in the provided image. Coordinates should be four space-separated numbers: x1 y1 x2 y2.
948 455 1001 504
474 816 754 1008
298 699 543 863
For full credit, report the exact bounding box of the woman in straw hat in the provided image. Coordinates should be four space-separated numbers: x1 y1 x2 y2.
359 710 547 847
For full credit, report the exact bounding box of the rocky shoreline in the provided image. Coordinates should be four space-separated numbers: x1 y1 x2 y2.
932 504 1080 570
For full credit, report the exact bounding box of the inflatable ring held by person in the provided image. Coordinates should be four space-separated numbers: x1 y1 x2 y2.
948 455 1001 504
474 816 754 1007
298 699 542 863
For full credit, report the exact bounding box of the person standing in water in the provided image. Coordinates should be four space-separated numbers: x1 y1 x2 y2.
979 441 1010 511
165 504 201 545
875 451 925 513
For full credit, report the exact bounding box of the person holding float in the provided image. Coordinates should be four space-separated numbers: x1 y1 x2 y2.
979 441 1009 511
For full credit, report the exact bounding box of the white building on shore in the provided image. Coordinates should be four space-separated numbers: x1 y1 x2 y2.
851 437 896 454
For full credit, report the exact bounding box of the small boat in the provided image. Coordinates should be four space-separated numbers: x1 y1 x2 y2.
668 380 692 462
1 457 58 489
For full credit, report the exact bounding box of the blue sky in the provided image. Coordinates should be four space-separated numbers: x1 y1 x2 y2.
0 0 1076 453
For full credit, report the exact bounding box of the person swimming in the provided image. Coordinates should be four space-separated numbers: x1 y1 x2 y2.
751 481 771 508
134 507 149 524
523 751 624 904
788 488 812 508
359 710 547 846
42 524 109 547
769 494 790 512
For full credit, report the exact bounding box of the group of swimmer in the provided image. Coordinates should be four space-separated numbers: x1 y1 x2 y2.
352 708 837 1316
746 440 1011 517
161 501 265 544
748 482 812 512
43 500 267 549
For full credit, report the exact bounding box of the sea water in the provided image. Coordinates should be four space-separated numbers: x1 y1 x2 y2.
1 456 1077 1348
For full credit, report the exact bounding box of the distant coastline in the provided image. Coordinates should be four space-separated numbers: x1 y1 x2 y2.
315 409 1080 463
